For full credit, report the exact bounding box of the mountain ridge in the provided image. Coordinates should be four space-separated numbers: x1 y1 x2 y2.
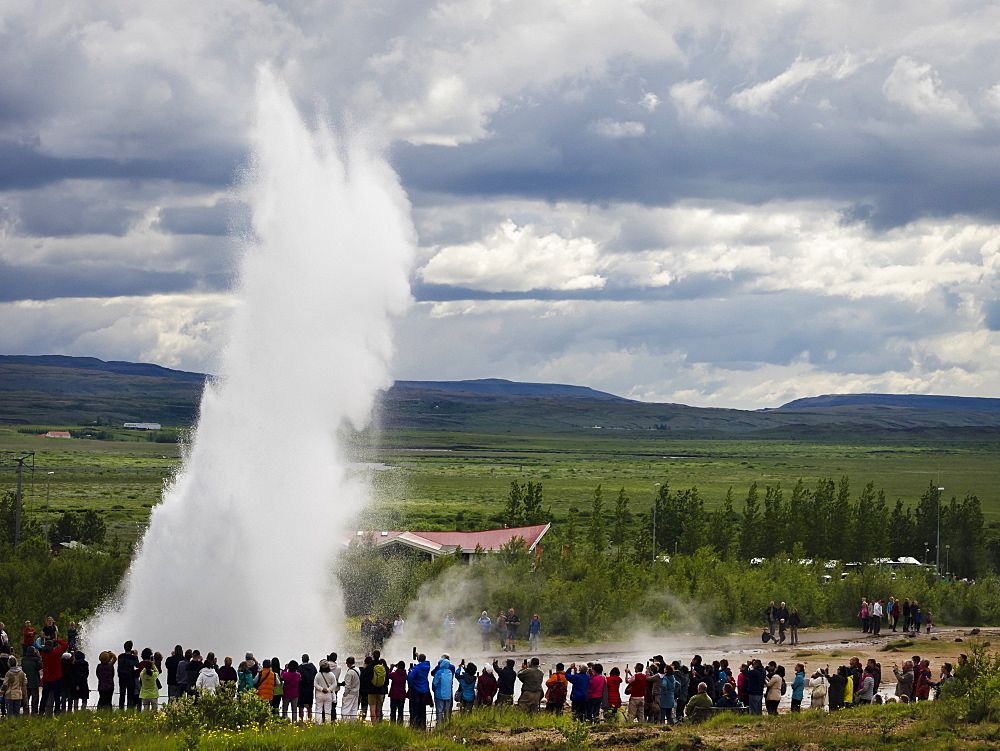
3 354 1000 437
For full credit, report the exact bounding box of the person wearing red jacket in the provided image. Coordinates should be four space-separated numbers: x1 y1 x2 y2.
40 639 68 716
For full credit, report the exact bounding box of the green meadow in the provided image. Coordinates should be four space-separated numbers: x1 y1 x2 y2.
3 425 999 541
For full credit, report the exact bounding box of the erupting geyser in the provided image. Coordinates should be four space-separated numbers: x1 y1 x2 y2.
86 67 416 657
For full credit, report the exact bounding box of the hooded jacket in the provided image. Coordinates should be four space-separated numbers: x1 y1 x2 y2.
196 666 220 692
660 673 677 709
432 658 456 701
1 665 26 700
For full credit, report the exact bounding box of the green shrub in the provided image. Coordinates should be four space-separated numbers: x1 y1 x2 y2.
163 686 280 735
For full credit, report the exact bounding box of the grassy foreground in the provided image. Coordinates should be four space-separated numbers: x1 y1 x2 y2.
2 701 999 750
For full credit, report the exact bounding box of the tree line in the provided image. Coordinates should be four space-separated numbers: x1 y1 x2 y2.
503 477 990 579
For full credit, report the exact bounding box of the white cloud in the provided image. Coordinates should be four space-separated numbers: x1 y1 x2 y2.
0 293 234 371
729 52 860 116
883 56 979 127
419 220 605 292
669 79 725 127
588 118 646 138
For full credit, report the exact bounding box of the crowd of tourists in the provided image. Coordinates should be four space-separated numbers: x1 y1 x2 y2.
0 613 967 725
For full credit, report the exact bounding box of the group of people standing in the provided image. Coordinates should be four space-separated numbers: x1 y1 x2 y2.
859 597 932 634
763 602 801 645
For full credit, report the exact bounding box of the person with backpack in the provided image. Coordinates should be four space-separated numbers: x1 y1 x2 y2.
368 650 389 722
545 663 568 713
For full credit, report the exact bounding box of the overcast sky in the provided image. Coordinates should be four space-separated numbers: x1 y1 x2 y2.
2 1 1000 409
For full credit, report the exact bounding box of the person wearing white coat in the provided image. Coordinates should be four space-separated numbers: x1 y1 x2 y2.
314 660 339 723
196 665 221 694
340 657 361 722
808 671 828 710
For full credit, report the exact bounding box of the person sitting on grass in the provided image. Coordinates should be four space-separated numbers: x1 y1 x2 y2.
684 682 713 717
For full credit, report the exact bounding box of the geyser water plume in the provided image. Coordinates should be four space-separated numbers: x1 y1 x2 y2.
87 67 415 658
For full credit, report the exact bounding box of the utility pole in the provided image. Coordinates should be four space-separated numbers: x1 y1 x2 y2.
5 452 35 549
652 482 660 563
936 487 944 575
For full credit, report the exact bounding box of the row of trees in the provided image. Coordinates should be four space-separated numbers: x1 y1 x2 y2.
339 533 1000 640
503 477 989 578
1 491 108 546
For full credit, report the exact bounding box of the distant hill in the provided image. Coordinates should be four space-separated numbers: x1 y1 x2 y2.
0 355 206 383
393 378 629 402
777 393 1000 412
4 354 1000 439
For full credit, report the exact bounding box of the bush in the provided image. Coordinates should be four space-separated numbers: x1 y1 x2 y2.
163 686 280 734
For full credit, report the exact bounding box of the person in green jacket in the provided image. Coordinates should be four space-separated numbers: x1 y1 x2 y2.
139 663 160 711
685 682 714 716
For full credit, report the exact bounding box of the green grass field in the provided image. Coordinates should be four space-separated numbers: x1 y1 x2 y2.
3 424 999 542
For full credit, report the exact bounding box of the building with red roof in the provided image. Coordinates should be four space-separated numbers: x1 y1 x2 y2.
343 523 550 562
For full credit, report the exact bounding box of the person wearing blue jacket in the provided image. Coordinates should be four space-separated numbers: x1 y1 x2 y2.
565 663 591 721
790 663 806 712
528 615 542 652
431 656 457 724
659 665 677 725
407 654 431 730
457 662 477 712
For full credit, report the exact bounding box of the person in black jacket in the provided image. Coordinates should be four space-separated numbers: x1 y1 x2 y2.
117 642 139 709
826 666 847 710
298 654 317 721
164 645 184 702
788 609 801 646
185 651 204 698
492 658 517 704
745 659 766 715
776 602 790 644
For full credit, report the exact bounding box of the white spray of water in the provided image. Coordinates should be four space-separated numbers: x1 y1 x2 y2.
86 67 415 658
